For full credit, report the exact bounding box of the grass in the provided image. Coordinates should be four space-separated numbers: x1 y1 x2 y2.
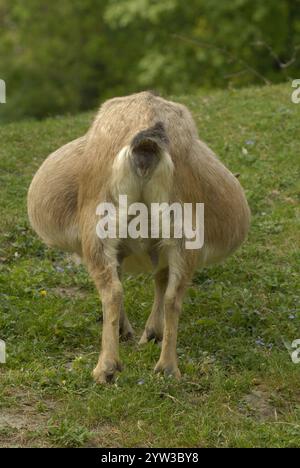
0 83 299 448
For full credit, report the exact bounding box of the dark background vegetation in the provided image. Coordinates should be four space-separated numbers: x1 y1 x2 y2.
0 0 300 123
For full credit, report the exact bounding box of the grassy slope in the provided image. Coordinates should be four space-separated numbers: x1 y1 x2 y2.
0 84 299 448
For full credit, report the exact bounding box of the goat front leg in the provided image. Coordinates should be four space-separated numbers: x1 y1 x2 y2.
119 300 134 340
139 268 168 344
154 254 193 379
89 263 123 384
117 264 134 341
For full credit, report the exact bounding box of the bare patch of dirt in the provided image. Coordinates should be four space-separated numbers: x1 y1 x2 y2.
50 286 88 299
241 386 277 421
0 397 58 448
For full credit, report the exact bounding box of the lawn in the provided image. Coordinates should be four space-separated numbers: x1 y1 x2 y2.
0 83 299 448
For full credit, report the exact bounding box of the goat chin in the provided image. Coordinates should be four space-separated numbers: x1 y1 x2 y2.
27 91 250 383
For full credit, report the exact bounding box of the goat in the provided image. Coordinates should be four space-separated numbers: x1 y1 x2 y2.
28 91 250 383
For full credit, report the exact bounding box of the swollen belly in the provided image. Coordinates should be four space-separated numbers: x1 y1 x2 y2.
39 221 81 254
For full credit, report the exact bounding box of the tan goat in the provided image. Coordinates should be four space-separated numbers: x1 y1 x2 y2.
28 91 250 383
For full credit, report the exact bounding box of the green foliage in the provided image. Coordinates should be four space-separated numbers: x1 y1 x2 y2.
0 0 300 122
0 84 300 447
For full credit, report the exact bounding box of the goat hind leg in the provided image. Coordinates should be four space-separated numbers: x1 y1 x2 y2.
89 263 123 384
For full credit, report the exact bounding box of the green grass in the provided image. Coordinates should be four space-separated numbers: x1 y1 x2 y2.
0 84 299 448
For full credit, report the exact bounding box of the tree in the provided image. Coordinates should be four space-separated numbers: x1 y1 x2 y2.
0 0 299 122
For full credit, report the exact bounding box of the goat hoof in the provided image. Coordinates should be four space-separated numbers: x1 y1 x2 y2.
92 358 122 384
119 323 134 341
154 361 181 380
139 328 163 345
